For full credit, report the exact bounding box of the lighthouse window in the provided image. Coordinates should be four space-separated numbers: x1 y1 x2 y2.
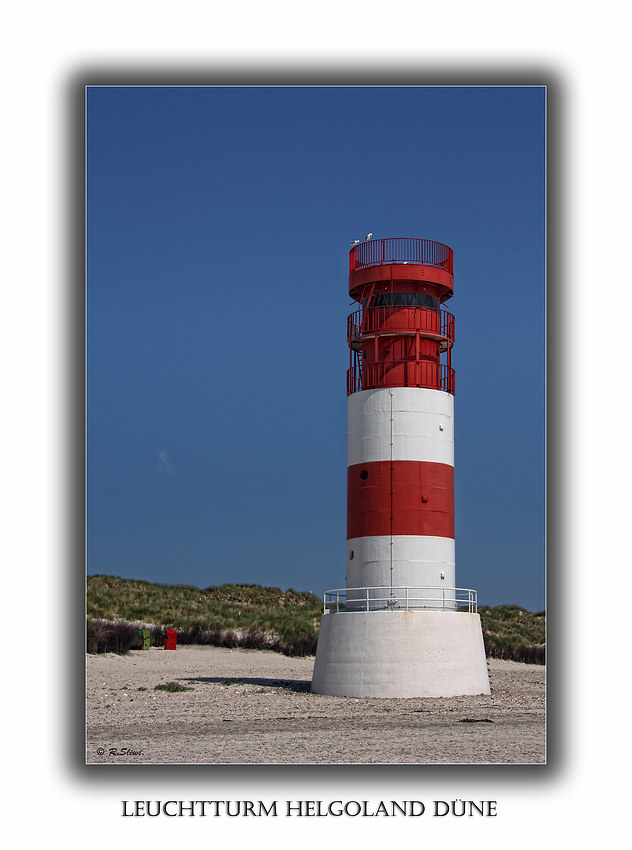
421 293 440 309
360 470 369 480
349 550 354 560
370 292 440 310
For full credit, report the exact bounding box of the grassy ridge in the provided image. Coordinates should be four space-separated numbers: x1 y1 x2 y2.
478 604 545 647
87 576 545 662
478 605 545 663
87 574 322 639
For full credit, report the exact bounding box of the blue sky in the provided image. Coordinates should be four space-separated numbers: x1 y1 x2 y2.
87 85 545 611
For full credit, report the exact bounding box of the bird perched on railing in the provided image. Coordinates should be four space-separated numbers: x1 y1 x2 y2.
350 239 360 246
365 233 372 241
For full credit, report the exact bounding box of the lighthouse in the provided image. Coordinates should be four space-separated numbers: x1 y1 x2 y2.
311 237 490 698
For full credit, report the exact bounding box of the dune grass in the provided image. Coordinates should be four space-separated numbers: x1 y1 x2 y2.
87 574 321 639
479 605 545 663
86 575 545 663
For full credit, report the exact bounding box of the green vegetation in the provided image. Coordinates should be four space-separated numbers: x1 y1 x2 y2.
87 574 321 639
86 576 545 664
154 682 194 692
479 605 545 663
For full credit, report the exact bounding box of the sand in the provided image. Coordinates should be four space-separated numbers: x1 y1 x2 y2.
86 645 545 764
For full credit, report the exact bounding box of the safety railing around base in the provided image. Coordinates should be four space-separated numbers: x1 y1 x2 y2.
323 587 478 614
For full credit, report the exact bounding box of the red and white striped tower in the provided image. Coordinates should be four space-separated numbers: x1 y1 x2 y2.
346 237 456 609
311 237 490 698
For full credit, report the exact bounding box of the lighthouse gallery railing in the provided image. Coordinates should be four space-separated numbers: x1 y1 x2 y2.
323 587 478 614
347 361 455 395
347 305 455 346
350 238 453 275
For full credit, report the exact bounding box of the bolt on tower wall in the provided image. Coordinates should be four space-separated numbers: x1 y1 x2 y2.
311 237 490 699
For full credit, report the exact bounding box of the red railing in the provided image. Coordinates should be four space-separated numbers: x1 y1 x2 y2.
347 361 455 395
347 306 455 347
349 238 453 275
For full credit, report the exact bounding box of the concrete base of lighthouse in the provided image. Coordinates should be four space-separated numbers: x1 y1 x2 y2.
311 610 490 698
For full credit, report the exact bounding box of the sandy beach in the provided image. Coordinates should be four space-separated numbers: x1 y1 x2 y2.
86 645 545 764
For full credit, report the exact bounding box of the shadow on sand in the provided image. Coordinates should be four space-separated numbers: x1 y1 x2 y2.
181 676 312 693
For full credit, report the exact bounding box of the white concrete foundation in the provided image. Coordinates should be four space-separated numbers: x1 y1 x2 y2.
311 610 490 698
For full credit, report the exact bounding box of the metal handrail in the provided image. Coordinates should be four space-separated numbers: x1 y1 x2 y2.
347 360 455 396
350 238 453 275
347 305 455 345
323 586 478 614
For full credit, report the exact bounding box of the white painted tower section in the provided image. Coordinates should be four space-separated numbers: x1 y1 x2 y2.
347 386 454 467
345 536 455 606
